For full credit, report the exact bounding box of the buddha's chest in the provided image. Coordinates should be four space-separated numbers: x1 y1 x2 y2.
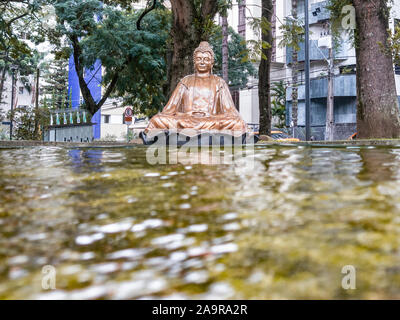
183 78 216 112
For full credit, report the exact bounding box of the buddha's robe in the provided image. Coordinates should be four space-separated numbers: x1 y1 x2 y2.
144 74 248 136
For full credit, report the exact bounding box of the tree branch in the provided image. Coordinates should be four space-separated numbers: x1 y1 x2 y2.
70 34 97 114
136 0 157 30
95 71 119 108
201 0 219 19
6 11 29 26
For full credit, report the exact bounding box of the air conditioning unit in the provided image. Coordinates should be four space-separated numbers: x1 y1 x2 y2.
318 36 332 49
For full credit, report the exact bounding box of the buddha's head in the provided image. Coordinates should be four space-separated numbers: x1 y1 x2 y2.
193 41 214 75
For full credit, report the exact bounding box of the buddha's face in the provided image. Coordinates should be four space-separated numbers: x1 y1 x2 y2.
194 51 213 74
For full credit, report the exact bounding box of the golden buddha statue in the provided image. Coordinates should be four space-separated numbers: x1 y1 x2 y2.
142 41 249 140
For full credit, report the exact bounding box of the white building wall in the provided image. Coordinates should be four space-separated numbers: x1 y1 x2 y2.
239 88 259 124
100 106 127 140
1 74 36 114
227 2 239 31
275 0 287 64
100 105 148 141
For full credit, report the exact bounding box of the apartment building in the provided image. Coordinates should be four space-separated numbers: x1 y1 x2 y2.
227 0 400 140
0 33 54 138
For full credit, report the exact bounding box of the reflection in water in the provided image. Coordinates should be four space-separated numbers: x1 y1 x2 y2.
1 145 400 299
68 149 104 173
358 148 400 182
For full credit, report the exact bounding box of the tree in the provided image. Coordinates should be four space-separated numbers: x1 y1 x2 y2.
0 0 52 106
0 1 45 55
240 2 274 135
40 58 69 110
168 0 222 94
328 0 400 139
219 2 229 83
7 104 50 140
291 1 298 133
271 80 287 128
386 23 400 65
258 0 273 135
279 5 304 135
353 0 400 138
53 0 169 117
210 26 257 88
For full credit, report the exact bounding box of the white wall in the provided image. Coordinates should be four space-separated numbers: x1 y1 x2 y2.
100 105 148 140
1 73 36 116
239 88 259 124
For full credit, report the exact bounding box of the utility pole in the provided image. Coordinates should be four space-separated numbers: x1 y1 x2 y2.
304 0 311 141
9 66 16 140
291 0 299 139
325 35 334 141
34 67 40 138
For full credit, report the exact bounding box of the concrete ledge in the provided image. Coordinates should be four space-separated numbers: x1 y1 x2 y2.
256 139 400 146
2 139 400 148
303 139 400 146
0 139 144 148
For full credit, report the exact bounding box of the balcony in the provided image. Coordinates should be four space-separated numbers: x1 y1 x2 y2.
286 74 357 101
296 1 330 24
286 40 329 64
286 39 352 64
310 1 330 24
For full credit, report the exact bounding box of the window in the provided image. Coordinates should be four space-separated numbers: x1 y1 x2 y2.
298 70 305 84
103 115 110 124
18 87 24 94
340 65 356 75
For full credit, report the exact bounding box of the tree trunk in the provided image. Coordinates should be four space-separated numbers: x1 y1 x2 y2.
291 0 298 135
221 14 229 83
353 0 400 138
34 68 40 139
70 35 120 116
169 0 196 94
325 45 334 141
0 67 7 106
258 0 274 135
169 0 219 95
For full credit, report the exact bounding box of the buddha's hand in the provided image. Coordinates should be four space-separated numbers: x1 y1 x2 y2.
190 111 210 118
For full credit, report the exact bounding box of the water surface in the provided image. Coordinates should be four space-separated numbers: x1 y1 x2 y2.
1 144 400 299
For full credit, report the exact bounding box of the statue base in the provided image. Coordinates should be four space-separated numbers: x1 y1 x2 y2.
140 130 259 146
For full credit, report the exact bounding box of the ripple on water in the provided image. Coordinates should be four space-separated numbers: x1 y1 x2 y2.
3 145 400 299
144 172 160 177
94 220 133 234
76 233 104 245
107 248 149 260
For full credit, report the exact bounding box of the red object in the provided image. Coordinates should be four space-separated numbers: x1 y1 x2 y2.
124 107 133 125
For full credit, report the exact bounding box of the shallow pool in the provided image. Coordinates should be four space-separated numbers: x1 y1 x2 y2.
1 144 400 299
